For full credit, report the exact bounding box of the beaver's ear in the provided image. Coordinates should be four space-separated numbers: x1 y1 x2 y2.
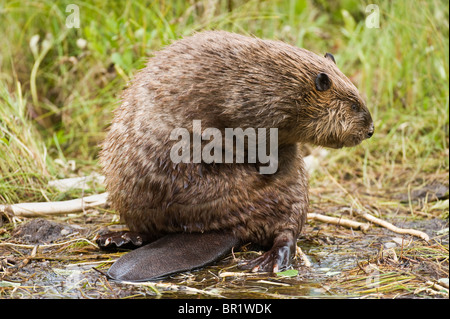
324 52 336 64
315 72 332 91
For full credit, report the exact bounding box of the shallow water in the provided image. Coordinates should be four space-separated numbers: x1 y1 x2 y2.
1 217 447 299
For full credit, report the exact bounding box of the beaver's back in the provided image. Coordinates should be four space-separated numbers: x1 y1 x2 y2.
116 31 345 132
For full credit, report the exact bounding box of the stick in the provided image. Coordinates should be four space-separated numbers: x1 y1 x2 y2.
296 245 312 267
354 209 430 242
0 192 108 218
425 281 449 293
325 171 430 242
308 212 371 232
0 237 99 249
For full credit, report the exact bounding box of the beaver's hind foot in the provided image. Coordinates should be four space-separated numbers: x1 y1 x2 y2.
96 231 153 251
240 232 295 273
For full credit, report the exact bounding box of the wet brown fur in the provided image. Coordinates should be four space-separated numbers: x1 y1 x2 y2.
100 31 373 251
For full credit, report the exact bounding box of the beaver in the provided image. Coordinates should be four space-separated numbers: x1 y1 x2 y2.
98 31 374 281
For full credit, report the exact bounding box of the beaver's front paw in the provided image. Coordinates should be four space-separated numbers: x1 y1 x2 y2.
96 231 149 251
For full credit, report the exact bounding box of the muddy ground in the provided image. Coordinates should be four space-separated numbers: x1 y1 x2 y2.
1 185 448 299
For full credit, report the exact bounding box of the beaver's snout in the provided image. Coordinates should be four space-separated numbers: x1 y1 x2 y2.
367 123 374 139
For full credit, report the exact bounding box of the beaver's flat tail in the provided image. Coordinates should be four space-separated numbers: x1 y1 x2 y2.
107 232 239 282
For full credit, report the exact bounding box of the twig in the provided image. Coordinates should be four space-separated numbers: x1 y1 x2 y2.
0 193 108 218
119 281 225 298
219 271 261 278
325 171 430 242
425 280 449 293
0 238 99 249
354 209 430 242
296 245 312 267
308 212 371 232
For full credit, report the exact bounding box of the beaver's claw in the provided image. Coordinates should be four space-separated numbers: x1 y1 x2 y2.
240 244 292 273
96 231 149 251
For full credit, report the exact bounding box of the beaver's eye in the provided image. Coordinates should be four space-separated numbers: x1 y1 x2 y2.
351 103 360 111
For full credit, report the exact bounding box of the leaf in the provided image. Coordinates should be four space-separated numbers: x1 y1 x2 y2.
276 269 298 277
430 199 449 211
341 9 356 37
29 34 40 58
111 52 123 67
0 281 21 287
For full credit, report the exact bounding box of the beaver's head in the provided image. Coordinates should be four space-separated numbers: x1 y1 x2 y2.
296 53 374 149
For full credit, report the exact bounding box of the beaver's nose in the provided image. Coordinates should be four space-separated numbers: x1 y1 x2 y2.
367 123 374 138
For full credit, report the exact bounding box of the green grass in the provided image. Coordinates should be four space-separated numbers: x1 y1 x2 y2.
0 0 448 204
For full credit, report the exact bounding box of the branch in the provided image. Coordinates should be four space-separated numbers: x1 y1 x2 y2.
0 192 108 218
354 209 430 242
324 170 431 242
308 212 371 232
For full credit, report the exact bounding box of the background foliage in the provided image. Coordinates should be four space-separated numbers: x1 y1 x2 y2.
0 0 448 204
